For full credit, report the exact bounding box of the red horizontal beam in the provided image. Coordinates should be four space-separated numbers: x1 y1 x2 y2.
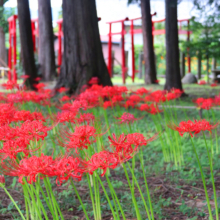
108 31 127 36
106 17 129 24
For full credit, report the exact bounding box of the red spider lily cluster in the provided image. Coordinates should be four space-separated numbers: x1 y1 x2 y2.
198 80 206 85
168 119 218 137
193 94 220 109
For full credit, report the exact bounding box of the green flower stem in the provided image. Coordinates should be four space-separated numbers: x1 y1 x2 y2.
29 184 50 220
122 164 142 220
139 149 154 220
190 136 213 220
96 175 117 220
22 185 30 220
126 162 152 220
23 181 43 220
45 178 64 220
203 132 219 220
87 174 97 220
70 179 90 220
105 174 126 220
2 186 26 220
39 183 57 219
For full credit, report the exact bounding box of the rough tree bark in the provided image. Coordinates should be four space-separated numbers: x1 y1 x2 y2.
164 0 183 91
17 0 37 89
0 0 6 64
38 0 56 81
55 0 112 94
141 0 157 84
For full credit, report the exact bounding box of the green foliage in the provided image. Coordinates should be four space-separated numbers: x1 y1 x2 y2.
0 6 16 33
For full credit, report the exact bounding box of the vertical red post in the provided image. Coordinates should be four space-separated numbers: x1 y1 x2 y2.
107 23 112 77
57 19 63 73
31 21 36 52
121 21 126 84
8 21 12 81
187 20 191 73
13 17 17 82
131 20 135 82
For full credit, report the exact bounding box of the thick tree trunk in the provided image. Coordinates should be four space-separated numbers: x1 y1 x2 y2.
17 0 37 89
0 0 6 64
164 0 183 91
141 0 157 84
55 0 112 94
38 0 56 81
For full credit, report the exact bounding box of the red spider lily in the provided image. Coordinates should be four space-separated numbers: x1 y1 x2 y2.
146 90 166 103
61 100 88 112
34 77 41 81
49 156 85 185
0 138 40 160
198 80 206 85
56 111 77 124
0 103 16 125
20 75 30 80
76 113 95 125
155 79 160 84
13 110 45 122
0 125 17 141
111 95 124 104
211 83 218 87
168 119 218 137
124 100 136 108
18 120 51 141
116 112 140 124
165 89 183 101
33 83 46 91
57 87 68 93
135 88 149 96
139 103 162 114
77 91 100 107
58 125 97 153
108 133 156 163
0 154 85 185
2 80 19 90
85 150 118 176
60 95 70 102
193 97 214 110
128 95 142 105
0 175 5 184
88 77 99 85
103 101 114 109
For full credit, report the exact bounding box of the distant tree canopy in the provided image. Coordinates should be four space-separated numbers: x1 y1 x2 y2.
181 0 220 61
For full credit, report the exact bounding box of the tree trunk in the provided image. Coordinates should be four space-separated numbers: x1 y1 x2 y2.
38 0 56 81
164 0 183 91
0 0 6 64
207 55 209 83
55 0 112 94
17 0 37 89
140 0 157 84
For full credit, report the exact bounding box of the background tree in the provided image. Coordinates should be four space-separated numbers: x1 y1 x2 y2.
0 0 9 65
140 0 157 84
128 0 157 84
55 0 112 94
17 0 37 89
38 0 56 81
181 1 220 81
164 0 183 91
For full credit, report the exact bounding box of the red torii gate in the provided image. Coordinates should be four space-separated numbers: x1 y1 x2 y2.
107 16 192 84
31 18 39 52
8 15 17 82
7 15 39 81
